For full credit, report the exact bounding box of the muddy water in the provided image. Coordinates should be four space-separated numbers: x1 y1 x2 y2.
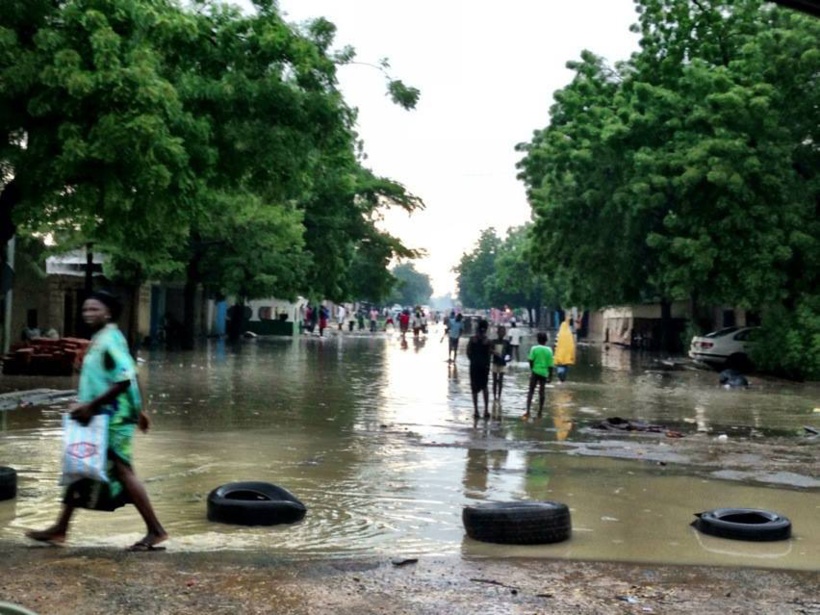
0 327 818 570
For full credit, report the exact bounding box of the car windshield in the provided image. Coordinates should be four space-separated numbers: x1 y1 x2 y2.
734 327 759 341
704 326 742 338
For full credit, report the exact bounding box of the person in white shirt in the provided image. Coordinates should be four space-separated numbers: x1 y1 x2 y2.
507 321 524 363
336 305 346 330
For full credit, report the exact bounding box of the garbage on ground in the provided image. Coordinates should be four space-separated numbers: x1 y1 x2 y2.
594 417 684 438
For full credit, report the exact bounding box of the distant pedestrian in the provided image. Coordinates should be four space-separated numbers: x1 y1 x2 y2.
319 306 328 337
491 325 512 402
553 316 576 383
336 305 346 330
507 321 523 363
466 319 492 419
398 309 410 340
524 331 554 419
412 308 424 339
303 305 312 334
445 312 463 363
369 308 378 332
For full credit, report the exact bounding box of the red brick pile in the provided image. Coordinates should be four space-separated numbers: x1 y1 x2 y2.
1 337 90 376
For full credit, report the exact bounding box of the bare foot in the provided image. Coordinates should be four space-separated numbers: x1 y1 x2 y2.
25 528 66 545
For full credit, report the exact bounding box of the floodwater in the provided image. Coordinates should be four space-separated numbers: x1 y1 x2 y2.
1 326 818 571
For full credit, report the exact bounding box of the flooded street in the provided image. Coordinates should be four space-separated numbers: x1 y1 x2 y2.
1 326 818 571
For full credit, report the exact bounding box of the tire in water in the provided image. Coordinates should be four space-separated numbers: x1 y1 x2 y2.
0 467 17 502
207 481 306 526
462 501 571 545
692 508 791 542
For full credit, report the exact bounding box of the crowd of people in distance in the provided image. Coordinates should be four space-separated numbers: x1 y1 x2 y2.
444 311 576 420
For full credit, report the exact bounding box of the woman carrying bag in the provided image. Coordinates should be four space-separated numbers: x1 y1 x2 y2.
26 291 168 552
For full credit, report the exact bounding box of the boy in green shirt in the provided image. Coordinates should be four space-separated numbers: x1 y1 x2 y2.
523 331 553 419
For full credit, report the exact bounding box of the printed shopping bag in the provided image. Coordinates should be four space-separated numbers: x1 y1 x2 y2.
60 412 109 485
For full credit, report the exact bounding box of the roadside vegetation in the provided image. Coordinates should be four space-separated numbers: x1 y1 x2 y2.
0 0 423 348
463 0 818 380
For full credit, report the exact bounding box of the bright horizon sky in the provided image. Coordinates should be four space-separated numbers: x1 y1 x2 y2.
235 1 642 296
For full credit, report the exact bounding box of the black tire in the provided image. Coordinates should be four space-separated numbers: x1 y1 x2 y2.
462 501 571 545
692 508 791 542
207 481 306 526
719 369 749 388
0 467 17 502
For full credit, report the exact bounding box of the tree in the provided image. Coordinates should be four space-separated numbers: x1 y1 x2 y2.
517 0 819 365
454 228 501 309
487 224 560 326
389 263 432 307
1 0 199 268
1 0 425 347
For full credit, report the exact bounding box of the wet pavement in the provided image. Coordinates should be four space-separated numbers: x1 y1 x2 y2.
1 326 818 571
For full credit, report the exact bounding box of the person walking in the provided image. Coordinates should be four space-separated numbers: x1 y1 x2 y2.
398 308 410 340
466 319 492 419
491 325 512 402
336 304 346 330
412 308 424 339
554 316 576 383
25 291 168 551
319 305 329 337
507 321 523 363
445 312 464 363
523 331 554 419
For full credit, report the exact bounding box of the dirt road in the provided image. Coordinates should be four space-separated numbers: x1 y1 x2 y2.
1 546 818 614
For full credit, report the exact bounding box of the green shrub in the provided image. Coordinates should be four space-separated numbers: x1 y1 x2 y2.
751 296 820 381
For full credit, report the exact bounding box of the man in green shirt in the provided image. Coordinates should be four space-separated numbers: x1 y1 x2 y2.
524 331 553 419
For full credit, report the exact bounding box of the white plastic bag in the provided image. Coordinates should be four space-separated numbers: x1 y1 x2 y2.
60 412 109 485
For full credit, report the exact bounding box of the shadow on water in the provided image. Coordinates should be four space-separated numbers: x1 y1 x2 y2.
0 329 818 570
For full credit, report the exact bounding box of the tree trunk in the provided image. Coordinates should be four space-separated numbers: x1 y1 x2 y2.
0 178 20 247
227 298 246 342
126 281 142 356
182 260 198 351
659 298 673 354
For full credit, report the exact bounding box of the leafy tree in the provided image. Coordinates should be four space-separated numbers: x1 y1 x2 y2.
389 262 432 307
488 224 562 326
1 0 425 347
454 228 501 309
517 0 819 366
0 0 198 270
344 169 424 302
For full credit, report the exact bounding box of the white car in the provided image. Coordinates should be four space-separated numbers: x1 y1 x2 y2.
689 326 759 370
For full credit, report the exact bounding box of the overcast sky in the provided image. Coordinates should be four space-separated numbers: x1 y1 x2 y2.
234 0 641 296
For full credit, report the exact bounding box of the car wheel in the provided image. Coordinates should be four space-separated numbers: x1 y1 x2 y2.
207 481 307 526
692 508 791 542
0 467 17 502
462 501 571 545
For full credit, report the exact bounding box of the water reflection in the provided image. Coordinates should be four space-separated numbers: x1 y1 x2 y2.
0 332 817 570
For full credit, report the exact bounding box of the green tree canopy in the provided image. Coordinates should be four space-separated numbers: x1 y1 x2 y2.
454 227 501 309
389 262 432 307
1 0 424 345
516 0 819 371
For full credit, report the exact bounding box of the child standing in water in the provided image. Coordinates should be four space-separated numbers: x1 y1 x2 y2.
523 331 553 419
